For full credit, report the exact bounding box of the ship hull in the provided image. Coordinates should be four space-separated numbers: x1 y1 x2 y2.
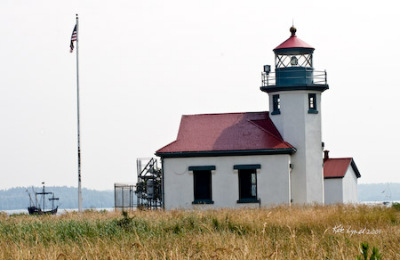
28 206 58 215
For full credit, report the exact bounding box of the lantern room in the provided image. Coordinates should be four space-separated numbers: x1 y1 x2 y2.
274 26 314 68
274 26 314 86
261 26 328 92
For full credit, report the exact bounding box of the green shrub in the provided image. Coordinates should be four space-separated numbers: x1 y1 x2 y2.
356 242 382 260
392 202 400 211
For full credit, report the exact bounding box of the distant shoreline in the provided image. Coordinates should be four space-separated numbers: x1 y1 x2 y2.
1 183 399 211
2 208 116 215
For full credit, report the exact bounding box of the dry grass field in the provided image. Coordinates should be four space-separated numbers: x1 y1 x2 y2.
0 204 399 259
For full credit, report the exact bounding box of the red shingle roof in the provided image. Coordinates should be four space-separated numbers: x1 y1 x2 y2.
324 158 361 179
156 112 295 157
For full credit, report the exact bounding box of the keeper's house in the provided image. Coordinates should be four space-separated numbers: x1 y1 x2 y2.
155 27 361 210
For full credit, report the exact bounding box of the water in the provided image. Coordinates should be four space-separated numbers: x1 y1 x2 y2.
1 208 115 215
1 209 27 215
361 200 400 206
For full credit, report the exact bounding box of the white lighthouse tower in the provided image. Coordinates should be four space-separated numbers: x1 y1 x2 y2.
261 26 329 204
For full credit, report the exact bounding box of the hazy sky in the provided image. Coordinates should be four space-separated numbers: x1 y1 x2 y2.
1 0 399 191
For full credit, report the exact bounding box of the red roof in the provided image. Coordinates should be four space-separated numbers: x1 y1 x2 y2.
156 112 295 156
324 158 361 179
274 35 314 50
274 27 314 50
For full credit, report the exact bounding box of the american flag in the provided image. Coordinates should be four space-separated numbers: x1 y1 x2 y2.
70 25 77 53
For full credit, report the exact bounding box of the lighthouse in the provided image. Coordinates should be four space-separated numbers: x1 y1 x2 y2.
153 26 361 210
261 26 329 204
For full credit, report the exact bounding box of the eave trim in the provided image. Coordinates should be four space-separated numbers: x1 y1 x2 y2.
233 164 261 170
156 148 296 158
351 159 362 178
260 84 329 93
188 165 216 171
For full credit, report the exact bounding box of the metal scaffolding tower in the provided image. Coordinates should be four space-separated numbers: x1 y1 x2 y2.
135 158 162 209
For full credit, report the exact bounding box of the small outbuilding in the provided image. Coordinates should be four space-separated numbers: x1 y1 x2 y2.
323 151 361 204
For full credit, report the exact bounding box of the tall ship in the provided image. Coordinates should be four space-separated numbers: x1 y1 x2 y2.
26 182 59 215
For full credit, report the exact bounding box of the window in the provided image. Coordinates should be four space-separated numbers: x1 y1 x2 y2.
189 166 215 204
272 94 280 115
234 164 260 203
275 54 313 68
308 93 318 114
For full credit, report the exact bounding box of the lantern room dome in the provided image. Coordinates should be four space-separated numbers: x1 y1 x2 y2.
274 26 314 52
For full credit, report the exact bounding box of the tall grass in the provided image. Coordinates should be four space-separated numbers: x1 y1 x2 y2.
0 205 399 259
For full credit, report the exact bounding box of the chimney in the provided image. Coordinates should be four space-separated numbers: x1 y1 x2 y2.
324 150 330 162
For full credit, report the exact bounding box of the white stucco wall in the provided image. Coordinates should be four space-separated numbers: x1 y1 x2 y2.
269 91 324 204
162 154 291 210
324 178 343 204
342 166 358 203
324 166 358 204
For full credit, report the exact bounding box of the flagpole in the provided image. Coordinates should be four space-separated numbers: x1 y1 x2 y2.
75 13 83 213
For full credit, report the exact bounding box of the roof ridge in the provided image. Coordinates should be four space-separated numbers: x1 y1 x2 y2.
325 157 353 160
182 111 266 117
248 119 295 149
248 120 282 141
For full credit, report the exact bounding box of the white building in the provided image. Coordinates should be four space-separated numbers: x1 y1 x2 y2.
155 27 361 210
323 151 361 204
